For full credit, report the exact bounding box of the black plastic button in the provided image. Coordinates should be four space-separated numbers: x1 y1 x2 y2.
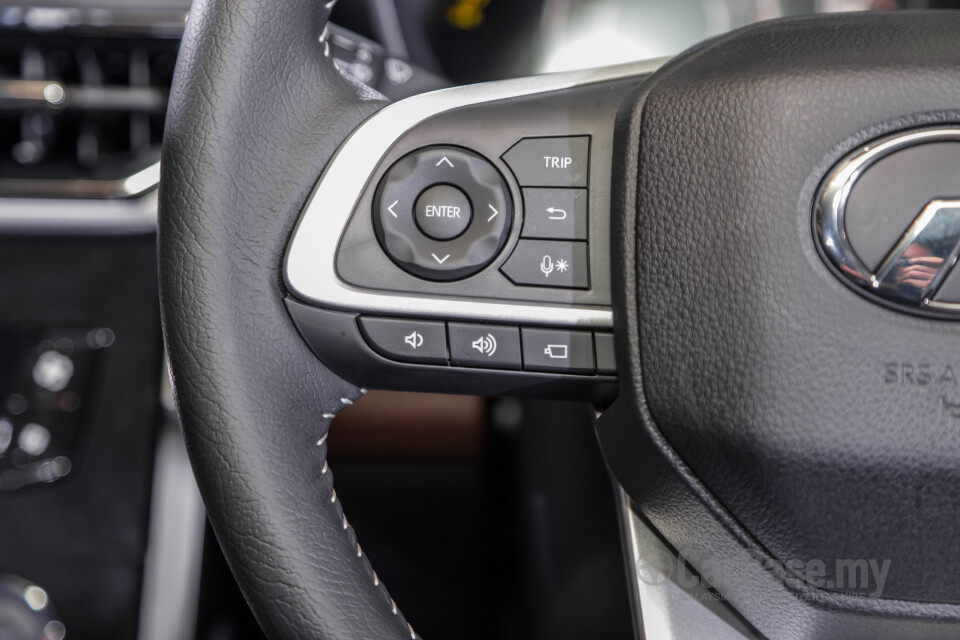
415 184 472 240
521 328 595 374
501 240 589 289
502 136 590 188
373 146 512 281
358 317 447 365
522 188 588 240
448 323 522 370
594 333 617 375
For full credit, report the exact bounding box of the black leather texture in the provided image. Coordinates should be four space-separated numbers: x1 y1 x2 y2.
600 10 960 639
158 1 414 638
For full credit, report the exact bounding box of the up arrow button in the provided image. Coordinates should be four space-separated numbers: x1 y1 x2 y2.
502 136 589 188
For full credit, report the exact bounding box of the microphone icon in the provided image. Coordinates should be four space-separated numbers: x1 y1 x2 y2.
540 255 554 277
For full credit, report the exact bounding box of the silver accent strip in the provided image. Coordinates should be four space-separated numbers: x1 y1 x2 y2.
137 369 205 640
815 127 960 314
617 487 761 640
0 161 160 201
0 188 158 233
284 59 668 327
0 79 167 112
0 6 188 35
0 163 159 233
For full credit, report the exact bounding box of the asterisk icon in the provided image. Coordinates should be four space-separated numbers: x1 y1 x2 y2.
555 259 569 273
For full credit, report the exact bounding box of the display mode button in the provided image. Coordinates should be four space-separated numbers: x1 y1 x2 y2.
358 317 448 365
415 184 472 240
521 328 595 374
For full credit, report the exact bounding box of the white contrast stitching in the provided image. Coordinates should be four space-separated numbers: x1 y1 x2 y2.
319 388 413 637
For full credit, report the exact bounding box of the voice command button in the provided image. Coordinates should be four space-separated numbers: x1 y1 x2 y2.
500 239 589 289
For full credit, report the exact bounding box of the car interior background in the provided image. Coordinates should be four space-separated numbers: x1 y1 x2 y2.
0 1 957 639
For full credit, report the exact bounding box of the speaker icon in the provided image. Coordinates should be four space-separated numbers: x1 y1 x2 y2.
404 331 423 349
471 334 498 357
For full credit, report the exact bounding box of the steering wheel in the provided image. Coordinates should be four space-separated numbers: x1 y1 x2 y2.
158 1 960 638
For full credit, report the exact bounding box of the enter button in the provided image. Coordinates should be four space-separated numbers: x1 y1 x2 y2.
415 184 472 240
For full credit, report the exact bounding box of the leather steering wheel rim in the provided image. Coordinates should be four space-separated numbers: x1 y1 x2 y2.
158 1 415 638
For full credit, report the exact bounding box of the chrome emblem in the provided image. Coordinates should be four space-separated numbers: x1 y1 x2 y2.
815 128 960 316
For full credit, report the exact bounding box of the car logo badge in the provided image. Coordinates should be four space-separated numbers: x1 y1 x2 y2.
815 128 960 316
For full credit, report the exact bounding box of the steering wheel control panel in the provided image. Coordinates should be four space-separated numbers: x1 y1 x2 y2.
357 316 616 375
499 136 591 289
284 63 661 399
373 137 593 288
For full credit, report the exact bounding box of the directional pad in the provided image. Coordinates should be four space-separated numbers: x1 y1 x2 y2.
373 146 513 281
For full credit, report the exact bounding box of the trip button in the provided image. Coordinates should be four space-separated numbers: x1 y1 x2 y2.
501 240 589 289
522 188 588 240
415 184 472 240
521 328 595 374
448 323 522 370
502 136 589 187
357 317 448 365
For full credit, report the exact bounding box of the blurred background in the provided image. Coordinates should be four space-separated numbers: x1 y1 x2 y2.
0 0 955 639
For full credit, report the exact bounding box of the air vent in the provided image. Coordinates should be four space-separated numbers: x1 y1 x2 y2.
0 23 180 198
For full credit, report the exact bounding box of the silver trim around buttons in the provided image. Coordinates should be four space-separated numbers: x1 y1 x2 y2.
284 58 668 328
